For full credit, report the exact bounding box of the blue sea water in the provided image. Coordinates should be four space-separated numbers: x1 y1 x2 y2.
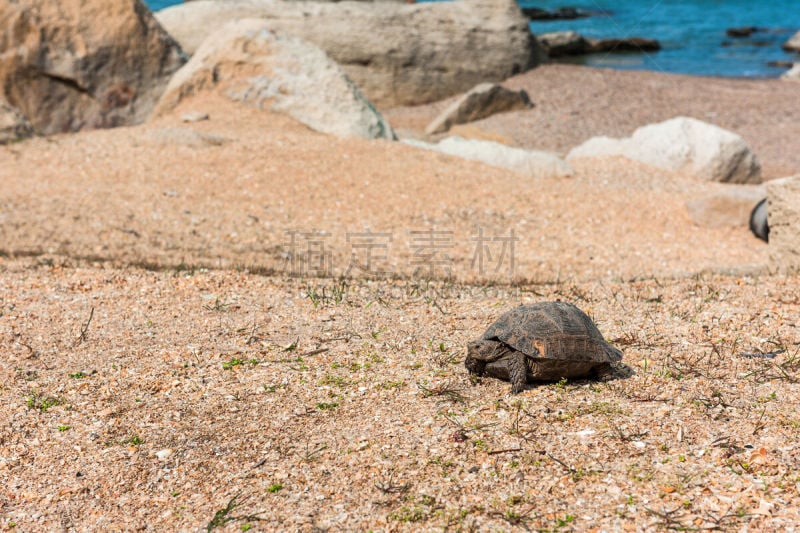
146 0 800 78
521 0 799 78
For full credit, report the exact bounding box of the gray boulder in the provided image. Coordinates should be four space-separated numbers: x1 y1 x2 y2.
0 0 185 135
0 100 33 144
153 19 395 140
568 117 761 184
425 83 532 135
782 30 800 52
155 0 544 107
404 136 574 179
767 176 800 272
684 185 766 228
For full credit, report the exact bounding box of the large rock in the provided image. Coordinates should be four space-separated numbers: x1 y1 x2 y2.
767 176 800 272
155 0 544 107
0 100 33 144
782 30 800 52
154 19 395 140
404 136 574 179
568 117 761 184
425 83 532 135
684 185 766 228
0 0 185 135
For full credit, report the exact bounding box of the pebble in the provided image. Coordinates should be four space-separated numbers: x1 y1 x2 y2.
156 449 173 461
181 111 210 123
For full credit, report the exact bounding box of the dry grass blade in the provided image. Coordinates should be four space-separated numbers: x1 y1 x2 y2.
374 472 410 495
74 306 94 347
206 492 265 532
417 380 467 404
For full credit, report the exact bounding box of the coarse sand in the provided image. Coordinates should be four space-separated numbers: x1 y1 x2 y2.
1 65 799 531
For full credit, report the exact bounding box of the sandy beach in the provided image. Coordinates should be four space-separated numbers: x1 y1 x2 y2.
2 21 800 532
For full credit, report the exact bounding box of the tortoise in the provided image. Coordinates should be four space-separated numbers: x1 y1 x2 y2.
465 301 623 393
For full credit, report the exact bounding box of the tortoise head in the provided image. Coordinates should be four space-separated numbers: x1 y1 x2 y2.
466 339 506 363
466 340 491 375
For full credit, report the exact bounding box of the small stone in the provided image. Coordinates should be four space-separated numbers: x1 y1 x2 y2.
180 111 209 123
425 83 532 135
468 466 479 473
156 449 173 461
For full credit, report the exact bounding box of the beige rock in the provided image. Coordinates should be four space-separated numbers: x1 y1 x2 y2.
154 19 395 140
568 117 761 184
155 0 544 106
180 111 210 123
425 83 532 135
782 30 800 52
0 100 33 144
404 136 573 179
0 0 185 135
767 175 800 272
685 185 766 228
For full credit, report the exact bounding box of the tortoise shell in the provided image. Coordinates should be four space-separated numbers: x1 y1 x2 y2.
479 301 622 363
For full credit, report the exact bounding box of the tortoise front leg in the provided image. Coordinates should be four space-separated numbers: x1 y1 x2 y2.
508 352 528 394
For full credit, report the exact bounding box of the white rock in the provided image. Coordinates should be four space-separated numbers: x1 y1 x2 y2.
405 136 573 179
568 116 761 184
781 63 800 81
155 449 173 461
782 30 800 52
153 19 395 140
181 111 210 122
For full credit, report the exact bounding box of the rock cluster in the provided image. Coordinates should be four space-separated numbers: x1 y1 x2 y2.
155 0 545 106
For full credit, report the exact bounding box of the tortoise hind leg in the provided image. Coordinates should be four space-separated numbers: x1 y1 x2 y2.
508 352 528 394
